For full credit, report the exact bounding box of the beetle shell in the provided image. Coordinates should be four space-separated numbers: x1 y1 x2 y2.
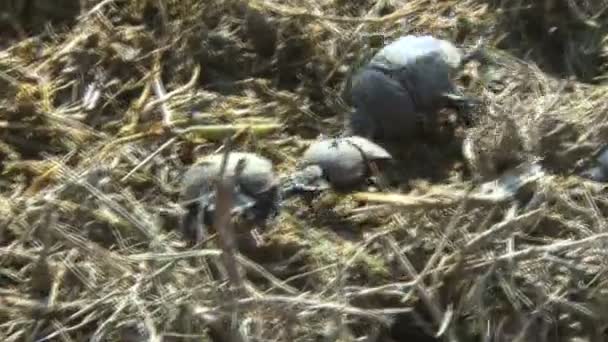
349 67 422 140
301 136 392 188
370 35 462 72
349 35 464 141
180 152 277 203
342 135 392 160
370 35 462 111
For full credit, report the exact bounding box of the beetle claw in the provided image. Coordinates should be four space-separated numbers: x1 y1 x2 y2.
180 203 209 244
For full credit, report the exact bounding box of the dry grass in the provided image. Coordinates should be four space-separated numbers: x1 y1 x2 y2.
2 0 608 341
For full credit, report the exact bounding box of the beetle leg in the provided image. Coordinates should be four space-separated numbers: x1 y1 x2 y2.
443 92 481 127
180 203 208 245
282 182 330 196
261 187 282 222
280 165 332 197
196 205 208 243
232 190 258 217
179 206 197 243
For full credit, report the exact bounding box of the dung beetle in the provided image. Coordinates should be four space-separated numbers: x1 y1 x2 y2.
179 152 280 242
282 136 393 195
346 35 479 142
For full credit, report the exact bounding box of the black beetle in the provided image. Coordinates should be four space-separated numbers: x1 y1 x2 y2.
346 35 478 141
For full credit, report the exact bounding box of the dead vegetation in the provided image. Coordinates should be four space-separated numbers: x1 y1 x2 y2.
2 0 608 341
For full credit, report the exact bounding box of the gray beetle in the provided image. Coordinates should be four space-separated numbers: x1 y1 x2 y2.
346 35 479 141
282 136 392 195
179 152 281 242
580 148 608 182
